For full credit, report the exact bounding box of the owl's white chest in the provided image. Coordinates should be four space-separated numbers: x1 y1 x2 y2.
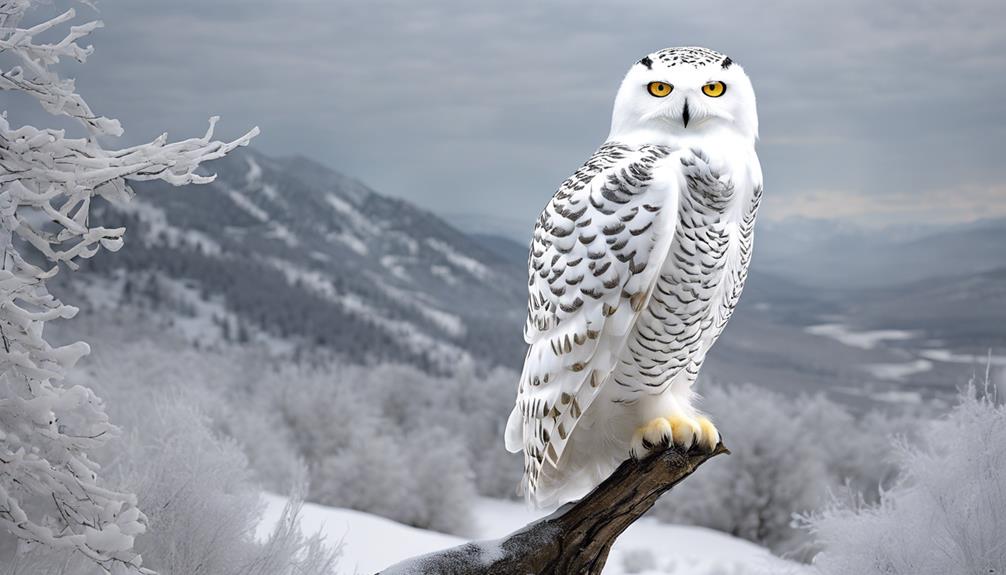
612 143 761 397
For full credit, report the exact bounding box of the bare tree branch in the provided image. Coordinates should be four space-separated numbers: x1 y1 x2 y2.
381 442 729 575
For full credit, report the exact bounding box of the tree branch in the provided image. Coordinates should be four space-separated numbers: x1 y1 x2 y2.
380 442 729 575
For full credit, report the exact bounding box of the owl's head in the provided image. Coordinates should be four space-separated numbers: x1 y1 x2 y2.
608 47 758 144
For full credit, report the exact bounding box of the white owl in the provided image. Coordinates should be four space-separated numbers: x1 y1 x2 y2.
504 47 763 507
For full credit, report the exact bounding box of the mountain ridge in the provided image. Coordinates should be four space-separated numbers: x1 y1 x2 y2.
66 147 528 371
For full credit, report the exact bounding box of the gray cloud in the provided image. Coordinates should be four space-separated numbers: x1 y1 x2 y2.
6 0 1006 232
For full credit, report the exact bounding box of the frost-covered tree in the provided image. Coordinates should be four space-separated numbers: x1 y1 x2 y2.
0 1 256 571
802 384 1006 575
1 392 339 575
652 384 916 557
273 363 483 534
653 385 832 554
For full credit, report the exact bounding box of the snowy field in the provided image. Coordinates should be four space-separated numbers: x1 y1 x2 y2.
804 323 918 350
258 494 803 574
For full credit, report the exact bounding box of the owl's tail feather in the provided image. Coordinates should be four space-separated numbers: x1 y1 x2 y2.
529 458 609 508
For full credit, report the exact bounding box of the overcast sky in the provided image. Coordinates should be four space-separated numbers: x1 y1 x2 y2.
7 0 1006 237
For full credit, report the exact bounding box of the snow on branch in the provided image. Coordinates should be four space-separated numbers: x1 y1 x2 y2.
381 443 729 575
1 3 120 134
0 1 257 572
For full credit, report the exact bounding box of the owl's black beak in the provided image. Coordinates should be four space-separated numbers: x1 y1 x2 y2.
682 99 691 128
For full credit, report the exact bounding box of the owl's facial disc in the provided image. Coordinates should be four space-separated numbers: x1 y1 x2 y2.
608 47 758 144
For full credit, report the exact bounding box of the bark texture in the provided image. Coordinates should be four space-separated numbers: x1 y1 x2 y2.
380 442 729 575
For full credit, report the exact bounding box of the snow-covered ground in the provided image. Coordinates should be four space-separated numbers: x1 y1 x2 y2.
258 494 804 574
919 348 1006 367
804 323 918 350
863 359 934 381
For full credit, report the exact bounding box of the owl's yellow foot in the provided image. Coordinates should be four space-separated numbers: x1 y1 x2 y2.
629 415 720 460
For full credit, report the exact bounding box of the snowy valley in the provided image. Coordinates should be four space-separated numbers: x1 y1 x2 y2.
4 1 1005 573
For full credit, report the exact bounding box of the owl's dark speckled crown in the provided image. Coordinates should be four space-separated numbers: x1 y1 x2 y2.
638 47 732 70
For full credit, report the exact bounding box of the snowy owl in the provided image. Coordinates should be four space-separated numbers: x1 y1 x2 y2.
504 47 763 506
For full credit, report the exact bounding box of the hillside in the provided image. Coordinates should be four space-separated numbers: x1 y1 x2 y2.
844 266 1006 347
63 148 528 371
754 217 1006 289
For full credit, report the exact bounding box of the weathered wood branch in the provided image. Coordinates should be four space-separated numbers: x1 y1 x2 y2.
380 442 729 575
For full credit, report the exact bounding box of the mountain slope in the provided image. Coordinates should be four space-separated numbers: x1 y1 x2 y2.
843 266 1006 348
754 217 1006 289
468 233 529 266
72 147 528 371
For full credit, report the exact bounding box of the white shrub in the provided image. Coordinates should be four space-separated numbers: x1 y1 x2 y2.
112 398 265 574
1 393 338 575
802 385 1006 575
272 364 482 534
400 426 477 535
621 548 657 573
312 423 418 526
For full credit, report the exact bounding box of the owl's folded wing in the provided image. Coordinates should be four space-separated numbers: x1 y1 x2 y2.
504 143 681 497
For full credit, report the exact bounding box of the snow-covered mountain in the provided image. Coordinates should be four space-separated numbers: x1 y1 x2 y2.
72 148 528 371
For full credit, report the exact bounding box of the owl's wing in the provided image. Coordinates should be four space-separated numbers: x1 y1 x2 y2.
504 143 680 496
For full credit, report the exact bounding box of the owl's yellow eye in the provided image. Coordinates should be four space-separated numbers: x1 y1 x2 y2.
702 81 727 98
647 81 673 98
